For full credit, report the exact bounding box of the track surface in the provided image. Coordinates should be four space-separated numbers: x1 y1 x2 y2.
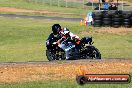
0 14 82 21
0 59 132 83
0 58 132 65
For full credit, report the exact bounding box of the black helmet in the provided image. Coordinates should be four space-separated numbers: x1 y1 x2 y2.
52 24 61 35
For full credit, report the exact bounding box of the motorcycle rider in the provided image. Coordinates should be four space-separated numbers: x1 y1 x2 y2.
46 24 62 49
46 24 81 60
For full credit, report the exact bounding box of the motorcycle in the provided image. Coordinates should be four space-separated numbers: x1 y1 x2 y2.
46 36 101 61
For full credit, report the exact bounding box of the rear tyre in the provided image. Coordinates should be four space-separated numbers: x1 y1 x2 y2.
86 46 101 59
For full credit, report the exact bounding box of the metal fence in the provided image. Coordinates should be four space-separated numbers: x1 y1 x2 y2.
25 0 132 10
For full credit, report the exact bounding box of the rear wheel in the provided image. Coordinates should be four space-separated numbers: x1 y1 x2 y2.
85 46 101 59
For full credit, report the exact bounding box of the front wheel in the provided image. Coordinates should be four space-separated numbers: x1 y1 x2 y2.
85 46 101 59
46 50 66 61
46 50 55 61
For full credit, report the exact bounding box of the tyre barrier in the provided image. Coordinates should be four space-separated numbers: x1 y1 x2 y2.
112 14 122 28
93 12 102 27
131 17 132 26
92 11 132 28
103 12 112 27
123 13 131 28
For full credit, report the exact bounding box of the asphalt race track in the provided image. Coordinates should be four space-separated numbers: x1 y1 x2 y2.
0 58 132 65
0 14 82 21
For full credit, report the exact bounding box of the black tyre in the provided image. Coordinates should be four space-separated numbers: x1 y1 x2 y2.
103 18 111 21
93 13 102 20
76 75 87 85
103 21 111 25
103 14 112 18
46 50 66 61
94 20 102 23
123 19 130 22
112 22 121 25
85 46 101 59
112 18 122 22
124 25 131 28
112 25 120 28
131 17 132 20
46 50 55 61
108 11 116 15
113 14 122 18
103 24 112 27
123 22 130 25
93 12 102 16
118 10 123 14
93 16 102 20
103 17 112 26
131 17 132 24
123 14 131 19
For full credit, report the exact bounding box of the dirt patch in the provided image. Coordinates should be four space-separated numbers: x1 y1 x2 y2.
0 59 132 83
0 7 84 17
0 7 35 13
80 27 132 35
95 27 132 34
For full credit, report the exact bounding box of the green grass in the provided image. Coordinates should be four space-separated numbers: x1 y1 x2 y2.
0 17 132 62
92 32 132 58
28 0 89 8
128 0 132 2
0 79 131 88
0 0 90 17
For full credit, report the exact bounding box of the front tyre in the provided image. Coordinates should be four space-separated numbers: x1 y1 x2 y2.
46 49 66 61
86 46 101 59
46 50 55 61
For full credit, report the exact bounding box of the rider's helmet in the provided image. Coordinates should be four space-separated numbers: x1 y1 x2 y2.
52 24 61 35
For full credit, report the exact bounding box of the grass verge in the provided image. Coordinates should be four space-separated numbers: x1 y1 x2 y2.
0 79 131 88
128 0 132 2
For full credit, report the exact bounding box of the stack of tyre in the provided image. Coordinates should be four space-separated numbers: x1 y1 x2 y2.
112 12 123 28
102 11 112 27
92 11 132 28
122 11 132 28
92 12 102 27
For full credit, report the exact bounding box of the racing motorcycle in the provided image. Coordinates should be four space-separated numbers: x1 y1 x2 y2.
46 36 101 61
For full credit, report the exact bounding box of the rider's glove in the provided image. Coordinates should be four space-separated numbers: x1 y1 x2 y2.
46 40 50 46
53 42 57 45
